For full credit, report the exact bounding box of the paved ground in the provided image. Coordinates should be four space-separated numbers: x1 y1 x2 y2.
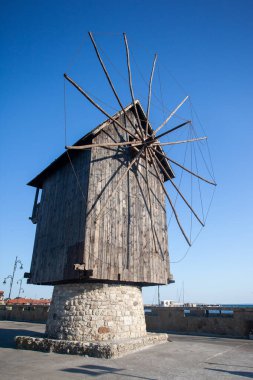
0 321 252 380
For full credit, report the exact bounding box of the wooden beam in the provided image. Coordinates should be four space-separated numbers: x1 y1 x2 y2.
155 121 191 140
154 149 217 186
147 148 191 246
155 96 189 134
152 149 205 226
153 136 207 146
66 140 142 150
123 33 145 140
144 148 159 256
88 32 142 139
145 54 157 136
64 73 136 139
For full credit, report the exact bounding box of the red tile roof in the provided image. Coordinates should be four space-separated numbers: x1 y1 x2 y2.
6 298 51 305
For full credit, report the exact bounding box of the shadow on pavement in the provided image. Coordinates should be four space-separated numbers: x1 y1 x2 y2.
205 368 253 378
0 328 44 348
61 364 156 379
205 362 253 369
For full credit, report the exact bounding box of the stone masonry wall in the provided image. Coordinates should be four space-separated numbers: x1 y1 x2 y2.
46 283 147 342
145 306 253 338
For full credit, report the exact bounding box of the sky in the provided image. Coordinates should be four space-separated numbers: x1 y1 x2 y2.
0 0 252 304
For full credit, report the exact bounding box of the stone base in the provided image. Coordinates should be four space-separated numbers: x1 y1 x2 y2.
15 333 170 358
46 283 147 342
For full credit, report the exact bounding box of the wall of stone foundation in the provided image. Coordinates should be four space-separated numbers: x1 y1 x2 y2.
46 283 147 341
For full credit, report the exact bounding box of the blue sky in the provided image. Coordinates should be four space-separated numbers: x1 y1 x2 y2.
0 0 252 304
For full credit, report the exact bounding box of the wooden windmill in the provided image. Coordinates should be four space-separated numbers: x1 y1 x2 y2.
26 32 216 289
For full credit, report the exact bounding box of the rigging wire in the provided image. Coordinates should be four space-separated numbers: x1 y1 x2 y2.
131 49 188 123
191 126 205 222
190 127 193 241
170 183 216 264
157 62 166 121
95 38 129 84
129 35 189 97
189 98 216 181
191 122 216 183
64 78 67 147
168 128 190 227
65 33 88 73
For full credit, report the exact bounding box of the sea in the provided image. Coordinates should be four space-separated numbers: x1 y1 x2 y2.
221 304 253 308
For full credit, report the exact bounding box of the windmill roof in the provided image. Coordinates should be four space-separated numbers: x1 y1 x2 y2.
28 101 174 188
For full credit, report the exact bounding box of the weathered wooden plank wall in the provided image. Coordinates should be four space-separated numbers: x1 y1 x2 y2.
30 150 91 284
83 110 170 284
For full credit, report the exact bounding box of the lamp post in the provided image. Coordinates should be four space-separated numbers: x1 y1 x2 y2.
3 256 23 299
17 278 24 298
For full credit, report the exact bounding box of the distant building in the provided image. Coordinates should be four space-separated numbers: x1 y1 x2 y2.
6 298 51 306
160 300 183 307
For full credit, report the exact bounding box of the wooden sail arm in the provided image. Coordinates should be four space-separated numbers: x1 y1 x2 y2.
88 32 142 140
155 121 191 140
153 136 207 147
145 54 157 136
143 149 159 257
154 96 189 134
95 146 145 222
151 148 205 226
66 140 142 150
147 148 191 246
64 73 136 139
123 33 145 140
154 149 217 186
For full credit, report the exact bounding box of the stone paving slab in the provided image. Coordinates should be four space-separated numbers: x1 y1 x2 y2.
1 321 253 379
15 332 170 358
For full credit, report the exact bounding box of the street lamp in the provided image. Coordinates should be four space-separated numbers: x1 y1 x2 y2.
3 256 23 299
17 278 25 298
3 275 12 285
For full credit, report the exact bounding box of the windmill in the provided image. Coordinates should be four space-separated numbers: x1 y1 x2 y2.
25 32 216 346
